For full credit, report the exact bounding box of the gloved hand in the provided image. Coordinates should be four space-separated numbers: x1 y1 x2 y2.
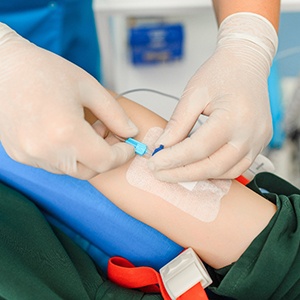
0 24 138 179
149 13 278 182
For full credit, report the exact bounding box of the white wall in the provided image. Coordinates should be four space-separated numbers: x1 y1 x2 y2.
94 6 217 120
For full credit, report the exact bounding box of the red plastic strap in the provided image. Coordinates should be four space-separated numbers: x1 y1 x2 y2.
107 256 208 300
108 257 170 297
178 284 209 300
236 175 250 185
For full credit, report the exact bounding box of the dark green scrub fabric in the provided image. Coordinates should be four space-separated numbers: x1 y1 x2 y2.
209 172 300 300
0 182 161 300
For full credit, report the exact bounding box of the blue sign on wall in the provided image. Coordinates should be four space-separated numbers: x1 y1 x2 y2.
129 22 184 65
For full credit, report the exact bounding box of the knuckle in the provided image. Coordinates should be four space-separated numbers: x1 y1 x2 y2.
3 147 23 163
56 155 78 175
206 158 226 178
50 122 76 143
20 136 43 159
264 122 273 141
167 116 182 130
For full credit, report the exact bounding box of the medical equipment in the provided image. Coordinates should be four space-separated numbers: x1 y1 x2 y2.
152 144 165 155
125 137 149 156
114 135 152 157
126 127 231 222
108 247 211 300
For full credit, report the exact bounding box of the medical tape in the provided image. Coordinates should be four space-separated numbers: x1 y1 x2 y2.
126 127 232 222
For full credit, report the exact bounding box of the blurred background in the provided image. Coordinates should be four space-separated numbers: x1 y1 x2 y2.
94 0 300 187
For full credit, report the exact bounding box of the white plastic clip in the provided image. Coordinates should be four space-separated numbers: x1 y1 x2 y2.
159 248 212 300
242 154 275 182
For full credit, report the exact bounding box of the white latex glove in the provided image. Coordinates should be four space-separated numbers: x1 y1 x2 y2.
0 24 139 179
149 13 278 182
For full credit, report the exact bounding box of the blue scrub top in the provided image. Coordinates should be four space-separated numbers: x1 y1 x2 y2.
0 0 101 81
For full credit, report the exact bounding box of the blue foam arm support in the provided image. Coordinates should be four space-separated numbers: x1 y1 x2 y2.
0 143 183 271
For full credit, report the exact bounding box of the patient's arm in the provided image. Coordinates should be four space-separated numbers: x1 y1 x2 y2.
87 95 276 269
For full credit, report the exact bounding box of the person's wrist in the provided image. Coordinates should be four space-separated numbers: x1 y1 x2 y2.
217 12 278 68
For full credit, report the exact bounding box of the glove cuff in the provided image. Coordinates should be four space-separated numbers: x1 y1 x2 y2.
217 12 278 68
